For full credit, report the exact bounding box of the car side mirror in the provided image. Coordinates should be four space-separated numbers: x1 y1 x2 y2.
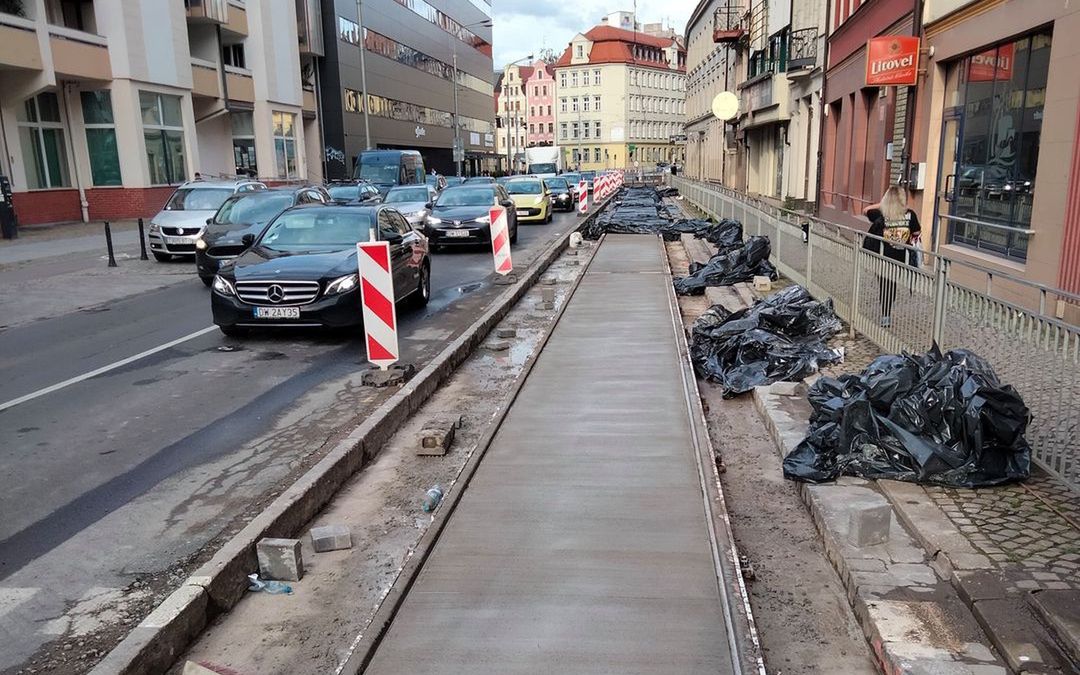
206 217 213 226
425 202 434 210
241 233 256 247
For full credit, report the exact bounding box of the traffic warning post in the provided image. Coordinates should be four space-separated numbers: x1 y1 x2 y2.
489 206 513 276
357 241 399 370
577 181 588 216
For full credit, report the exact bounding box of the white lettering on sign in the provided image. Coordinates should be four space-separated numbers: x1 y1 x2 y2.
414 126 427 138
870 54 915 76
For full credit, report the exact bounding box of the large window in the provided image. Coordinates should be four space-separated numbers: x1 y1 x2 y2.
273 111 298 178
81 90 120 186
140 91 186 185
231 111 256 175
948 31 1051 261
343 90 493 135
18 92 70 190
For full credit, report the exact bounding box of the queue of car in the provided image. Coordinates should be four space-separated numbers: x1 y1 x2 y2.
147 170 571 337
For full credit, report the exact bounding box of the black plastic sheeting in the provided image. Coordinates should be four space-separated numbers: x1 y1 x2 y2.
673 236 779 295
690 285 843 398
783 346 1032 487
582 186 669 239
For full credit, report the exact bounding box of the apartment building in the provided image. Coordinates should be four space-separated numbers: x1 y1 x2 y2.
322 0 496 178
554 22 687 171
0 0 322 225
495 62 529 172
525 63 555 147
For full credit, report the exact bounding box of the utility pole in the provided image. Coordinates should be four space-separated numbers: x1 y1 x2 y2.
453 49 462 177
354 0 371 150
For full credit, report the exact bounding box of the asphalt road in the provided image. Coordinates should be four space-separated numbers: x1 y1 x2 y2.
0 209 578 671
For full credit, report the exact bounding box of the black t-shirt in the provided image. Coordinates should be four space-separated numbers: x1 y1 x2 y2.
864 208 921 264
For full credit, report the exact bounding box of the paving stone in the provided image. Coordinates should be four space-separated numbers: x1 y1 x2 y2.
417 423 455 456
310 525 353 552
540 287 557 303
496 327 517 339
257 538 304 582
484 340 510 352
848 501 892 548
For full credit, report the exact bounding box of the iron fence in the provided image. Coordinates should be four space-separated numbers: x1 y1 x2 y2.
670 175 1080 492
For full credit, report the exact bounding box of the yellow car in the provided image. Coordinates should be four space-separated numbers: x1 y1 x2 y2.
505 177 552 224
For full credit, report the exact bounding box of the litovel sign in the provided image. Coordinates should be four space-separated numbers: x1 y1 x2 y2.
865 36 920 86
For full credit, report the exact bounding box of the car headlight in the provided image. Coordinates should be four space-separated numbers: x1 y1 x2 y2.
427 216 442 225
195 238 207 250
212 275 236 296
410 209 427 219
475 215 491 224
326 273 359 295
149 223 161 234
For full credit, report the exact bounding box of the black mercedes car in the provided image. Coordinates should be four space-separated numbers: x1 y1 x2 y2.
326 180 383 205
424 185 518 250
543 176 575 212
196 186 330 285
210 205 430 336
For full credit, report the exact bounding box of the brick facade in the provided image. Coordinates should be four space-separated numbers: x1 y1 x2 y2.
11 187 177 225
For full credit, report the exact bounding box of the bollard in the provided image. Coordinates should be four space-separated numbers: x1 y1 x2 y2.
138 217 149 260
104 221 117 267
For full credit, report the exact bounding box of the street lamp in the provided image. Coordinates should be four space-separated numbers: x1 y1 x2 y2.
452 19 492 178
354 0 371 151
502 53 533 175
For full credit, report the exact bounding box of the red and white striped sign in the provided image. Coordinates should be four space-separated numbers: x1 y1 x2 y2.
357 241 399 369
577 180 588 215
599 175 611 199
489 206 513 275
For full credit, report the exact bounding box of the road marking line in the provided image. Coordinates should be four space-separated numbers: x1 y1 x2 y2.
0 326 218 412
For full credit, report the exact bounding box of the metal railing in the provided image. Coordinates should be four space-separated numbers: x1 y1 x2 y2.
670 175 1080 492
787 27 818 69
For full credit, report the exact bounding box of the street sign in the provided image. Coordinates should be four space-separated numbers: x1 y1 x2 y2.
453 137 465 163
489 206 513 275
357 241 399 369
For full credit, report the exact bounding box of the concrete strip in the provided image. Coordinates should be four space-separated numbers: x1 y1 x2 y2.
679 232 716 266
89 200 617 675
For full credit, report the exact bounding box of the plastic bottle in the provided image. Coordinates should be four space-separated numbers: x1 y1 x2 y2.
422 485 443 512
247 573 293 595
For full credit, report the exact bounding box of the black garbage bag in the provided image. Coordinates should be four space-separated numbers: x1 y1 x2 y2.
699 219 744 250
656 186 680 197
689 285 844 397
657 218 715 241
582 186 669 239
783 346 1032 487
674 236 778 295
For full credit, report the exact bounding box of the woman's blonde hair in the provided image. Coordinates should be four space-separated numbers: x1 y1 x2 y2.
880 186 908 223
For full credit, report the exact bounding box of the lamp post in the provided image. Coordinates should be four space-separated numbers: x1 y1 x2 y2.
502 54 533 175
452 19 493 178
354 0 371 151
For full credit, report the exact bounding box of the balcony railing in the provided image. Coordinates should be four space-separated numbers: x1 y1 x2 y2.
712 1 745 43
787 27 818 70
185 0 228 24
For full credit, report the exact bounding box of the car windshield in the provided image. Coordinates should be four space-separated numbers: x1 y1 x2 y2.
327 185 362 200
214 192 295 226
581 171 596 180
385 187 429 203
464 177 493 184
506 181 542 195
547 179 570 191
436 188 493 207
528 163 557 174
259 211 374 250
563 174 581 184
357 159 400 183
166 187 234 211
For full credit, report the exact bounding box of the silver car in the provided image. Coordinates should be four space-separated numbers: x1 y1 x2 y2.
148 179 265 260
382 184 439 228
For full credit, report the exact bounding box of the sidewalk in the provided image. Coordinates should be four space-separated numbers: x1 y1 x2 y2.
0 220 141 267
363 235 751 673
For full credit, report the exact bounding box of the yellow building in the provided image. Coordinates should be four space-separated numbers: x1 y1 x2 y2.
553 23 686 172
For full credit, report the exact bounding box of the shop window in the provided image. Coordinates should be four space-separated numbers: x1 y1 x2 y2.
947 31 1051 261
140 91 186 185
17 92 70 190
273 111 298 178
81 90 120 186
231 111 256 176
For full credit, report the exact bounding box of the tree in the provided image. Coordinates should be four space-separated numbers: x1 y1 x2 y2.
536 48 560 65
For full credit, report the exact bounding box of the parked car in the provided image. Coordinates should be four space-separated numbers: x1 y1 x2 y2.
443 176 466 188
424 184 518 249
580 170 597 192
505 177 552 223
148 179 265 261
561 172 582 197
463 176 496 184
544 176 575 212
195 186 330 286
384 184 438 228
211 205 430 336
326 180 382 205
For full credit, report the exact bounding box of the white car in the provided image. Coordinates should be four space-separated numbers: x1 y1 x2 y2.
383 184 439 228
148 179 265 260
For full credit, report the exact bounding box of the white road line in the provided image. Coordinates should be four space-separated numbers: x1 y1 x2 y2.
0 326 218 413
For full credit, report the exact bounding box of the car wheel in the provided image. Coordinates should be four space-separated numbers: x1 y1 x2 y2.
409 262 431 308
545 209 552 223
510 224 518 244
152 251 171 262
200 276 213 287
219 325 248 338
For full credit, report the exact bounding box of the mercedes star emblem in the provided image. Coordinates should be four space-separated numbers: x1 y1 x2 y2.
267 284 285 303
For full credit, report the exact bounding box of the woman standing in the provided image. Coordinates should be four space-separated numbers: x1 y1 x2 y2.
863 186 921 327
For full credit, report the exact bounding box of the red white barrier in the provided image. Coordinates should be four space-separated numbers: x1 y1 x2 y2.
577 180 588 215
357 241 399 369
489 206 513 275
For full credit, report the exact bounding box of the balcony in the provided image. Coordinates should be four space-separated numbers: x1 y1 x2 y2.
224 65 254 103
787 27 818 74
185 0 228 24
223 0 247 36
49 26 110 81
191 57 220 98
712 2 745 43
0 14 42 71
296 0 323 56
302 86 317 117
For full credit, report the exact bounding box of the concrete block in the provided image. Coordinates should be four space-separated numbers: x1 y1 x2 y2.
753 275 772 292
771 380 800 396
848 502 891 548
493 273 518 285
537 301 554 310
417 423 455 456
310 525 353 552
484 340 510 352
1030 589 1080 664
361 364 414 387
541 277 557 285
257 538 304 581
496 327 517 339
541 287 556 303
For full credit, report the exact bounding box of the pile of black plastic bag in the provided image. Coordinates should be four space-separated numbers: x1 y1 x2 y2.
783 346 1032 488
674 236 778 295
582 186 668 238
690 285 844 398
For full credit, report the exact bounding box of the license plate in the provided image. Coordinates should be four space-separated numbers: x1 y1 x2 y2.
166 236 192 245
254 306 300 319
516 210 528 216
445 229 470 238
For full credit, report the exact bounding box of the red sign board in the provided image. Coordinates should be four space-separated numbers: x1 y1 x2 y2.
865 36 920 86
968 42 1014 82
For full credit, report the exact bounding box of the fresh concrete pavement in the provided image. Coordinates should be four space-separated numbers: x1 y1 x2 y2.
0 212 577 672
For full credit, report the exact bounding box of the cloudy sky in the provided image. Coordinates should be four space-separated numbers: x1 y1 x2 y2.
491 0 700 68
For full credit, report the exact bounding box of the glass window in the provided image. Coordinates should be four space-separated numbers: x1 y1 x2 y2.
583 97 590 112
594 121 601 139
560 97 567 113
948 31 1051 261
261 209 374 250
594 96 601 112
594 69 600 85
231 111 256 175
81 91 120 186
18 92 70 190
571 122 578 139
559 72 566 88
571 97 578 112
273 111 298 178
583 70 590 86
140 91 186 185
560 123 567 139
594 147 601 162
